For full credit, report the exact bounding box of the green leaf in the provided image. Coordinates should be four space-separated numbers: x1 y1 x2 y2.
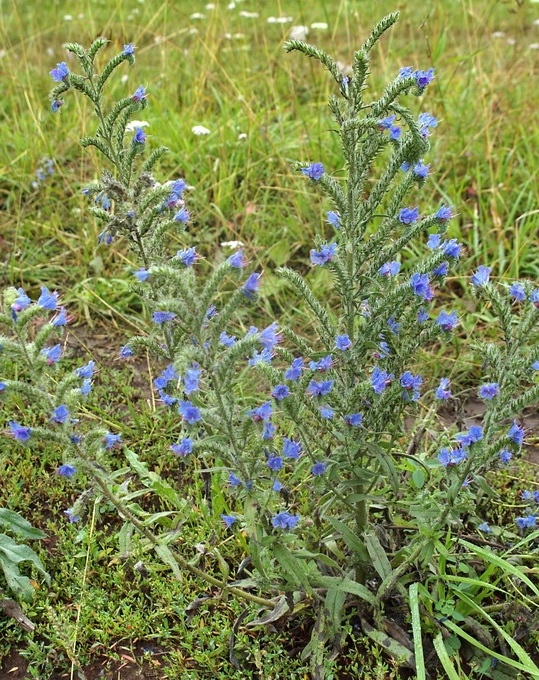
154 543 183 582
409 583 426 680
433 632 462 680
412 469 425 489
0 509 45 540
272 544 312 591
364 533 392 581
326 517 370 563
312 576 376 605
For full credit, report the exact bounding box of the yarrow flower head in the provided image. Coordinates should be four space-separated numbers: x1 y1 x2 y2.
311 243 337 265
479 383 500 400
471 266 491 287
301 163 325 180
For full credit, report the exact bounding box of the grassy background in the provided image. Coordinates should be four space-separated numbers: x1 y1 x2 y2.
1 0 539 677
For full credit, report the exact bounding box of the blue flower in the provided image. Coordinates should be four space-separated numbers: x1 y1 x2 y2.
259 323 282 349
399 207 420 224
206 305 218 319
272 385 290 401
153 311 176 324
272 479 283 491
0 382 6 392
133 267 150 282
470 265 491 287
509 283 526 301
227 249 247 268
267 456 283 471
371 367 394 394
418 308 429 323
311 462 326 476
456 426 483 447
410 273 434 300
248 348 273 365
263 422 276 439
282 438 301 459
400 371 423 401
64 508 80 523
174 248 198 267
220 331 236 347
220 515 237 528
159 391 176 406
75 361 95 379
307 380 334 396
335 334 352 350
247 401 273 422
174 206 190 223
436 204 453 221
432 262 448 277
132 85 147 101
438 447 467 467
285 357 304 381
413 161 430 178
387 317 400 334
379 261 400 276
178 400 202 424
378 115 396 129
373 341 390 359
532 361 539 371
49 62 69 82
132 127 147 144
123 43 136 55
309 355 333 372
479 383 500 400
399 67 414 78
326 211 340 229
41 344 62 364
531 290 539 308
271 512 299 529
184 363 201 395
51 405 69 424
516 515 537 530
170 438 193 456
521 490 532 500
311 243 337 265
499 449 512 464
319 405 334 419
417 112 438 131
389 126 402 140
80 379 92 395
57 464 76 478
344 413 363 426
401 162 411 172
427 233 441 249
38 286 59 310
414 68 435 88
12 288 31 313
508 420 524 445
52 99 64 112
435 378 452 400
120 345 134 358
228 472 242 487
154 365 178 390
478 522 491 533
8 421 31 442
436 310 458 331
51 308 70 326
243 272 262 299
301 163 325 180
441 239 462 258
104 432 122 449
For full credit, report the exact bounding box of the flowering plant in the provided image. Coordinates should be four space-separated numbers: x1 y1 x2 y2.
2 15 539 676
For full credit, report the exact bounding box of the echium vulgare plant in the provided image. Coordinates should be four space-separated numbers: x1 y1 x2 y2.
2 14 539 675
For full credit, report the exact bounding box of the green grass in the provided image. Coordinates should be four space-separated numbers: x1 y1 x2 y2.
1 0 539 677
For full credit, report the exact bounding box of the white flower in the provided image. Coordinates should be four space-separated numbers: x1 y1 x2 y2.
239 10 258 18
228 2 236 8
192 125 211 136
221 240 245 248
64 14 73 21
125 120 150 133
121 74 129 84
506 37 516 45
289 25 309 40
310 22 328 30
205 2 215 8
529 42 539 49
267 16 294 24
0 50 6 59
77 13 85 19
238 133 248 140
491 31 506 38
190 12 205 19
188 28 199 35
534 18 539 25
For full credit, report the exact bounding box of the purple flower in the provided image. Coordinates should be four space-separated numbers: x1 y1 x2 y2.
389 126 402 140
75 361 95 379
38 286 59 310
400 371 423 401
12 288 31 313
311 243 337 265
243 272 262 299
435 378 452 400
272 385 290 401
410 273 434 300
184 363 201 395
51 405 69 424
309 355 333 372
374 341 390 359
259 323 282 349
49 61 69 82
401 162 411 172
399 207 420 224
170 438 193 456
387 317 400 334
471 266 491 287
228 472 242 487
154 365 178 390
282 438 302 459
132 127 147 144
531 290 539 308
57 464 76 478
8 421 31 442
41 344 62 364
438 447 467 467
52 99 64 112
174 206 190 223
271 512 299 529
319 405 334 419
499 449 512 464
220 331 236 347
478 522 491 533
479 383 500 400
414 68 435 88
247 401 273 422
413 161 430 178
379 261 401 276
104 432 122 449
285 357 304 381
301 163 325 180
263 422 276 439
436 310 458 331
399 67 414 78
206 305 218 320
120 345 134 358
175 247 198 266
432 262 448 277
220 515 237 528
344 413 363 426
441 239 462 258
267 456 283 471
311 462 326 476
378 115 396 129
51 308 70 326
508 420 524 446
123 43 136 55
153 311 176 324
436 204 453 221
532 361 539 371
133 268 150 282
335 334 352 351
516 515 537 530
510 283 526 301
307 380 334 396
178 400 202 424
418 308 429 323
132 85 147 101
227 249 247 268
371 367 394 394
326 211 340 228
0 382 6 392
